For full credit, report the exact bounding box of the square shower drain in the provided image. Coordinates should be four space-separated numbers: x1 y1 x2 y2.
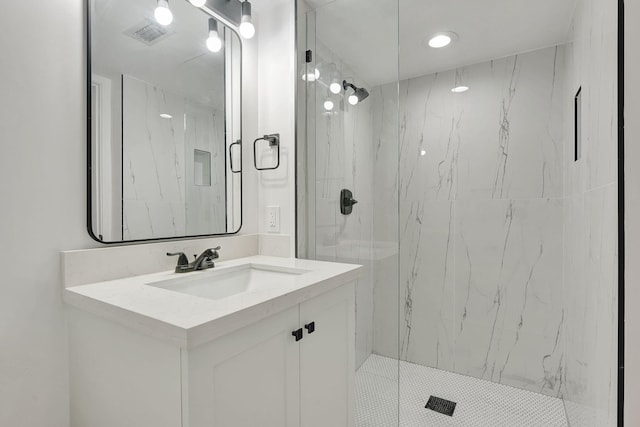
425 396 456 416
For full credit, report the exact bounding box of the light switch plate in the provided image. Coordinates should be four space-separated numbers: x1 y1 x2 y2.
267 206 280 233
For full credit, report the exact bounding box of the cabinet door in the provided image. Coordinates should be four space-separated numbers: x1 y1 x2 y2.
299 283 355 427
187 306 300 427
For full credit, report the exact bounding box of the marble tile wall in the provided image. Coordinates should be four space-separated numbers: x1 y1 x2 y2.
122 76 227 240
371 82 400 361
373 46 568 397
184 101 227 235
561 0 618 424
122 75 186 240
311 41 376 369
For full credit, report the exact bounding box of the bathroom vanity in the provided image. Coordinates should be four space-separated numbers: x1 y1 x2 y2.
64 256 361 427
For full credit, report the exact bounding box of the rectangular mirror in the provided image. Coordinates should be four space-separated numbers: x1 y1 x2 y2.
88 0 242 243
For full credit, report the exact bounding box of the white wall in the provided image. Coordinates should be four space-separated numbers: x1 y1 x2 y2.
0 2 90 426
256 2 297 256
0 1 264 426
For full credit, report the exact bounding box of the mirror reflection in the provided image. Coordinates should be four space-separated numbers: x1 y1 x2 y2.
89 0 242 243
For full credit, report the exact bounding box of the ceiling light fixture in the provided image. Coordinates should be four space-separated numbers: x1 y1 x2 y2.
160 113 173 119
239 1 255 39
451 86 469 93
426 31 458 48
330 82 342 94
154 0 173 26
343 80 369 105
206 18 223 52
189 0 207 6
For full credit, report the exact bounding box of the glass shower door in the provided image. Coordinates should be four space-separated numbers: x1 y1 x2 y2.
295 1 400 425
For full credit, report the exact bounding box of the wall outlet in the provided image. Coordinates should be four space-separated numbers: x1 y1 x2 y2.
266 206 280 233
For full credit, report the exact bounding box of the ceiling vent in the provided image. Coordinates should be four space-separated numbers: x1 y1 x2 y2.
124 19 172 46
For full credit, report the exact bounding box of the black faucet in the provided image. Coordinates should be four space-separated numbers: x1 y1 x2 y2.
167 246 221 273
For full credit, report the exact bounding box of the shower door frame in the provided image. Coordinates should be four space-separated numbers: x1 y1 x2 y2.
617 0 625 425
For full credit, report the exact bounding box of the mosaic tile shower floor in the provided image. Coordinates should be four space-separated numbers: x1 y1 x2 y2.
356 354 568 427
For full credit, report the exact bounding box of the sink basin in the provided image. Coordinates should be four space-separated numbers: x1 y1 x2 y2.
148 264 310 301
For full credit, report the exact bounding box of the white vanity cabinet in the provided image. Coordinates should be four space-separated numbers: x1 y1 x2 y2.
68 282 355 427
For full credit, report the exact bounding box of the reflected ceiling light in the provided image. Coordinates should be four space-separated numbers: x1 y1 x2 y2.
328 64 342 94
343 80 369 105
189 0 207 6
420 148 427 156
239 1 256 39
206 18 223 52
324 99 334 111
426 31 457 48
160 113 173 119
154 0 173 26
302 68 320 82
451 85 469 93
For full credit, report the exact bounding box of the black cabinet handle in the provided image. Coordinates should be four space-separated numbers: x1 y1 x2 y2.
304 322 315 334
292 328 303 342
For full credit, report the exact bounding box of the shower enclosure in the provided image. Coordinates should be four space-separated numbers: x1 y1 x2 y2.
296 0 620 425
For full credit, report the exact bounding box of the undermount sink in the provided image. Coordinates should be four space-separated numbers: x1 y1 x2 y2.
148 264 311 301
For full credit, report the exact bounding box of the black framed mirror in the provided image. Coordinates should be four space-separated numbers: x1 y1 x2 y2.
87 0 243 243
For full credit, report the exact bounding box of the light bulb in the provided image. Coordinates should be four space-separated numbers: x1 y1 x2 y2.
189 0 206 6
324 100 334 111
420 148 427 156
451 86 469 93
207 33 222 52
239 22 255 39
348 94 359 105
154 0 173 26
330 82 341 94
240 1 255 39
206 19 222 52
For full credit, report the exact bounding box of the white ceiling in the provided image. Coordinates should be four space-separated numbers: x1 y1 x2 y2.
251 0 292 13
314 0 579 86
93 0 236 107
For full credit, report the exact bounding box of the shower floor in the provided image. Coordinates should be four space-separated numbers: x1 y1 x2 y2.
356 354 568 427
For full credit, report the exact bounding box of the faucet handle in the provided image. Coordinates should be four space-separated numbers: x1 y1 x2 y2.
167 252 189 267
208 247 221 259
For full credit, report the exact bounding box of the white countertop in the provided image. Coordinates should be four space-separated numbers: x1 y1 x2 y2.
64 256 362 349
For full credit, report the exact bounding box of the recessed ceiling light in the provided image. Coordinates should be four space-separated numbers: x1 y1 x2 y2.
160 113 173 119
426 32 458 49
451 86 469 93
